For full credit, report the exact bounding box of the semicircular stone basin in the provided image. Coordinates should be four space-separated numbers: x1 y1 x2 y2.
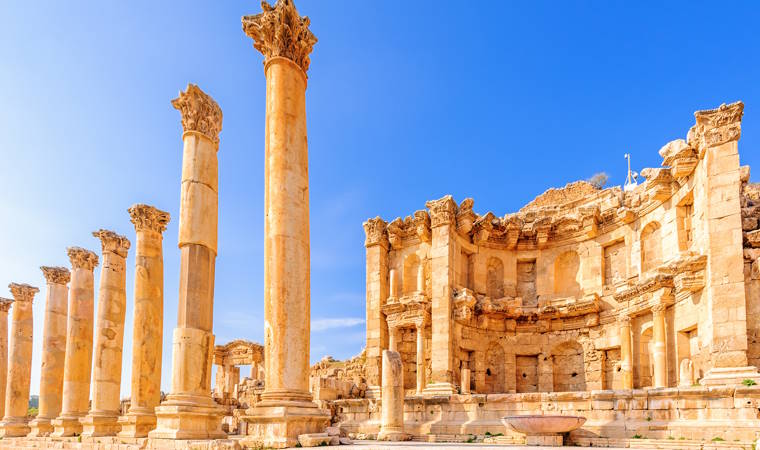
502 414 586 435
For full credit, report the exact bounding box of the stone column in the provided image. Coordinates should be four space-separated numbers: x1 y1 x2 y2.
619 315 633 390
119 204 169 438
415 324 425 395
652 304 667 388
0 298 12 421
82 230 130 437
423 195 457 396
378 350 406 441
240 2 329 448
29 267 70 437
150 84 225 440
0 283 39 437
363 218 389 395
461 365 471 395
52 247 98 437
388 326 399 353
416 264 425 294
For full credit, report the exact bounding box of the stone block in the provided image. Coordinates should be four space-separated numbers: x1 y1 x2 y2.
297 433 331 447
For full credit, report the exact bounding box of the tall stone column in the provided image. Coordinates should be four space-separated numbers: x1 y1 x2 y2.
29 267 70 437
363 218 389 396
149 84 225 440
378 350 406 441
52 247 98 437
82 230 130 437
0 298 12 421
0 283 39 437
388 326 399 353
618 315 633 390
423 195 457 396
415 324 425 395
652 304 667 388
119 204 169 438
241 1 329 448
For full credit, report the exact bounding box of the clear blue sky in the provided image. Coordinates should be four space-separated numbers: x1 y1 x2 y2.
0 1 758 396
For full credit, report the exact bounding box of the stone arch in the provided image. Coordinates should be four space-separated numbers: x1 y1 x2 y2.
483 342 506 394
641 221 663 273
551 340 586 392
403 254 421 295
486 257 505 299
553 250 580 297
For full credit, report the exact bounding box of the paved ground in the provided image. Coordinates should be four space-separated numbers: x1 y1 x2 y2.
340 441 628 449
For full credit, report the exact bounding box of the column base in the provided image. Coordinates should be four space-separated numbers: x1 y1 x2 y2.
51 414 85 437
421 382 457 396
240 399 330 449
700 366 760 385
27 417 54 437
81 412 120 438
377 427 409 441
117 410 157 438
148 394 226 440
0 417 30 437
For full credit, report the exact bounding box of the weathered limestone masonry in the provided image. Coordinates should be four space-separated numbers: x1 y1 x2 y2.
28 267 70 437
149 84 225 440
240 0 330 448
53 247 98 437
119 204 170 438
378 350 405 441
0 283 38 437
82 230 131 437
0 298 12 421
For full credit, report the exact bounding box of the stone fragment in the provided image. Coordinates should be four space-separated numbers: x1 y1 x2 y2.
297 433 331 447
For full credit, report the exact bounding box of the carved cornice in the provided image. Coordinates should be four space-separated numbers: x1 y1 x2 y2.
472 212 494 245
613 270 675 303
92 229 131 258
690 101 743 150
413 210 431 243
640 168 674 202
426 195 457 228
67 247 99 271
129 204 170 234
363 217 388 249
382 295 430 329
453 288 477 323
0 298 12 313
456 198 476 234
8 283 39 303
242 0 317 74
659 139 698 179
172 84 223 145
40 266 70 285
618 315 631 326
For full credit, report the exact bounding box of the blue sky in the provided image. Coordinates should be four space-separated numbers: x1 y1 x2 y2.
0 1 758 396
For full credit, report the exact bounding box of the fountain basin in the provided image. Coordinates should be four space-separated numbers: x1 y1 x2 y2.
501 415 586 446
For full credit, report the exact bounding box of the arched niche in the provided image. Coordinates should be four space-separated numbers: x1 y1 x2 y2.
486 256 505 299
641 221 663 273
483 342 506 394
551 340 586 392
553 250 580 297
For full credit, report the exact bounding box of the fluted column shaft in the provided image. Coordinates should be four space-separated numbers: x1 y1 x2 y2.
1 283 38 437
29 268 69 437
0 299 11 421
652 304 667 388
619 316 633 390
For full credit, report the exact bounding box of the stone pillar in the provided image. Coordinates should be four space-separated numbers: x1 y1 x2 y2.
388 326 399 353
378 350 406 441
461 366 471 395
119 204 169 438
250 362 258 380
150 85 225 440
240 2 329 448
52 247 98 437
29 267 70 437
81 230 130 437
416 264 425 294
364 218 389 395
423 195 457 396
0 298 12 421
416 324 425 395
652 304 668 388
0 284 38 437
619 315 633 390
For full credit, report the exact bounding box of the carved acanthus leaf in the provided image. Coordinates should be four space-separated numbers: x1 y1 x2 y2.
129 204 170 234
690 101 744 150
172 84 223 145
40 266 70 285
92 229 131 257
425 195 457 228
363 217 388 249
242 0 317 74
8 283 39 303
386 218 404 250
67 247 99 271
413 210 431 243
0 297 12 312
456 198 476 234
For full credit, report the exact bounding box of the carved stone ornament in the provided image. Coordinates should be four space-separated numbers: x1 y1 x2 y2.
40 266 70 285
242 0 318 74
456 198 476 234
172 83 223 145
8 283 39 303
92 229 131 258
129 203 171 234
472 212 494 245
651 303 667 315
425 195 457 228
413 210 431 243
67 246 99 271
0 297 12 312
363 217 388 248
690 101 744 149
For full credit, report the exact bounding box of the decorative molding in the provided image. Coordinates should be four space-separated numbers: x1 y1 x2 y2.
92 229 131 258
67 246 99 271
8 283 39 303
659 139 698 179
363 217 388 249
242 0 317 74
129 203 170 234
651 303 667 315
425 195 457 228
172 83 223 145
0 297 12 312
472 212 494 245
690 101 744 150
640 168 674 202
40 266 70 285
456 198 476 234
413 210 431 244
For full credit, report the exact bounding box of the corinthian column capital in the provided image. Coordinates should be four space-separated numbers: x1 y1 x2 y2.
8 283 39 303
128 203 171 234
92 229 131 257
40 266 70 285
426 195 458 228
242 0 318 74
172 84 223 145
363 217 388 249
67 246 99 271
0 297 12 312
690 101 744 148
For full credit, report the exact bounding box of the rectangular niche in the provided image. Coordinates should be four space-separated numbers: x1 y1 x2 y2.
516 355 539 393
517 260 537 307
603 240 626 289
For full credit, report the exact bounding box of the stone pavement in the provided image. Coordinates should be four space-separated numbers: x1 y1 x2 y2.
341 442 628 450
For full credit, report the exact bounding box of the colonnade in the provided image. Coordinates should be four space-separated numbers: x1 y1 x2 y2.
618 302 668 390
